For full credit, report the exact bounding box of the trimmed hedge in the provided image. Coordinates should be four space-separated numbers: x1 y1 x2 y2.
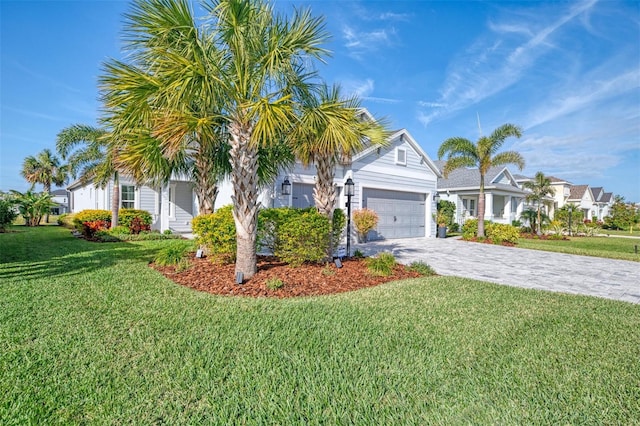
275 209 331 266
192 205 236 263
73 210 112 231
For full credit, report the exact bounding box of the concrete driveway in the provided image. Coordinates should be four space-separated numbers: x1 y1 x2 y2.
354 237 640 304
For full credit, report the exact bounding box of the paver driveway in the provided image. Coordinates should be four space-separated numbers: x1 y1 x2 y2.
355 237 640 304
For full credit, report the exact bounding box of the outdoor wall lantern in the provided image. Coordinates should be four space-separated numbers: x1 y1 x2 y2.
281 178 291 196
345 178 355 257
433 193 440 203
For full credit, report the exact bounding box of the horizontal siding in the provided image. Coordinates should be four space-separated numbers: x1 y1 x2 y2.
139 186 157 214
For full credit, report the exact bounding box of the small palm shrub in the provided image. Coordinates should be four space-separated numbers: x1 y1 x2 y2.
265 277 284 290
353 208 378 242
365 252 396 276
192 205 236 263
407 261 436 276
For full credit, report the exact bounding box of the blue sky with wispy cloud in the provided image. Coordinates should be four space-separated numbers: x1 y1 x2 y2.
1 0 638 201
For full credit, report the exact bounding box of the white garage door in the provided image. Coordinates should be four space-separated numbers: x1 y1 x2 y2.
363 188 426 240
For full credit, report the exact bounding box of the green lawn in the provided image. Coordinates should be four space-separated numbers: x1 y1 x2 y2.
517 236 640 262
601 228 640 237
2 226 639 424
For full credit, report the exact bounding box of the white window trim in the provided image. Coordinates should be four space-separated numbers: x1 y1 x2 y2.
121 184 136 209
395 148 407 166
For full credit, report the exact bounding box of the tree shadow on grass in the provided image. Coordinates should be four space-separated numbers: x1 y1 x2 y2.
0 226 165 283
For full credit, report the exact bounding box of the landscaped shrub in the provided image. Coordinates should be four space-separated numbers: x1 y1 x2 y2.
0 199 17 232
154 243 191 271
81 220 110 239
118 209 152 233
461 219 478 239
265 277 284 290
437 200 456 227
275 209 331 266
73 210 112 231
448 222 460 233
352 208 378 242
331 208 346 254
192 205 236 263
108 225 131 235
486 223 520 244
257 207 302 254
365 252 396 276
407 261 436 276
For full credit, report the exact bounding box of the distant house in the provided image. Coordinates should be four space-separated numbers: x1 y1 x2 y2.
68 110 442 239
567 184 595 220
435 162 527 226
590 187 614 219
50 189 69 215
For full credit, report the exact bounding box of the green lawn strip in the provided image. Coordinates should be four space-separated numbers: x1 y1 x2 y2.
1 226 639 424
601 229 640 237
517 236 640 262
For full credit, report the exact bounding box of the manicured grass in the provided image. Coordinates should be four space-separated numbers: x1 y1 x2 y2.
602 228 640 237
517 236 640 262
2 226 639 424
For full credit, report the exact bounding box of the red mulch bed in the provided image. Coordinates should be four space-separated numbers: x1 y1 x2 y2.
151 255 422 298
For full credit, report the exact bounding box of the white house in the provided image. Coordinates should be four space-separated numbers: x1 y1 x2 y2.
435 162 528 226
68 126 441 240
50 189 70 215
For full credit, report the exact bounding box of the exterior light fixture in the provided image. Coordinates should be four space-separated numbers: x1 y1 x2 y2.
281 178 291 196
434 192 440 203
345 178 355 257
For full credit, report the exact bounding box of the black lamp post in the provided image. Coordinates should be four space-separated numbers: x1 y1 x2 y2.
281 178 291 197
345 178 355 257
568 205 573 237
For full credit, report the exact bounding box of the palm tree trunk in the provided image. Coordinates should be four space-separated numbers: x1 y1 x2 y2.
313 154 336 217
537 204 542 235
313 154 337 259
111 172 120 229
229 121 259 280
477 176 486 238
43 182 51 224
194 154 218 215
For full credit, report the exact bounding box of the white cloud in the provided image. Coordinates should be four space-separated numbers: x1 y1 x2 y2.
418 0 598 126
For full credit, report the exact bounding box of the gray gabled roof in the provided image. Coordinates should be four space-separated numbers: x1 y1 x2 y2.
601 192 613 203
568 184 591 201
591 187 603 201
435 160 526 194
547 175 572 184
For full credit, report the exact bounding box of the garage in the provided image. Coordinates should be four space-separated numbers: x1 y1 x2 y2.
363 188 426 240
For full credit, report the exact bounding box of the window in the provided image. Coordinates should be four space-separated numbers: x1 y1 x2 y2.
462 198 476 217
121 185 135 209
395 148 407 165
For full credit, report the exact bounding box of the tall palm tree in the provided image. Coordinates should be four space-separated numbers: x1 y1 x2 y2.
56 124 121 228
100 0 297 227
522 171 554 235
438 123 524 237
21 148 68 223
291 84 389 218
204 0 328 278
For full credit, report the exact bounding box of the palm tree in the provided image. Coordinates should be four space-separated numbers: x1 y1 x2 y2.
438 124 524 237
21 148 68 223
56 124 121 229
99 0 297 228
291 84 389 218
522 171 554 235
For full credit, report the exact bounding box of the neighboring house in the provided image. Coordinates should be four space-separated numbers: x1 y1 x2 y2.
435 161 527 226
590 187 614 219
68 122 442 239
513 173 556 218
547 175 572 212
567 184 595 220
50 189 70 215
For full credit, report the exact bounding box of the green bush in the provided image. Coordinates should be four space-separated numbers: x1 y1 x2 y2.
365 252 396 277
108 225 131 235
407 261 436 276
449 223 460 233
118 209 152 232
486 223 520 244
154 243 191 271
73 210 112 231
331 208 346 254
461 219 478 239
265 277 284 290
275 209 331 266
192 205 236 263
0 199 17 232
437 200 456 227
257 207 302 254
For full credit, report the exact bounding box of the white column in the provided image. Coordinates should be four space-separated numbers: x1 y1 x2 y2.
505 196 512 222
160 184 170 232
485 193 493 221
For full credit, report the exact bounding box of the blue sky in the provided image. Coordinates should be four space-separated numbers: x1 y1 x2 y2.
2 0 639 201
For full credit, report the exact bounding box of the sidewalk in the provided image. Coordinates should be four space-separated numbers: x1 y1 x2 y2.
355 237 640 304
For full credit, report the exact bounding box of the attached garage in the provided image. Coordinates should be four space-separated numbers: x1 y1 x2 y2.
363 188 426 240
